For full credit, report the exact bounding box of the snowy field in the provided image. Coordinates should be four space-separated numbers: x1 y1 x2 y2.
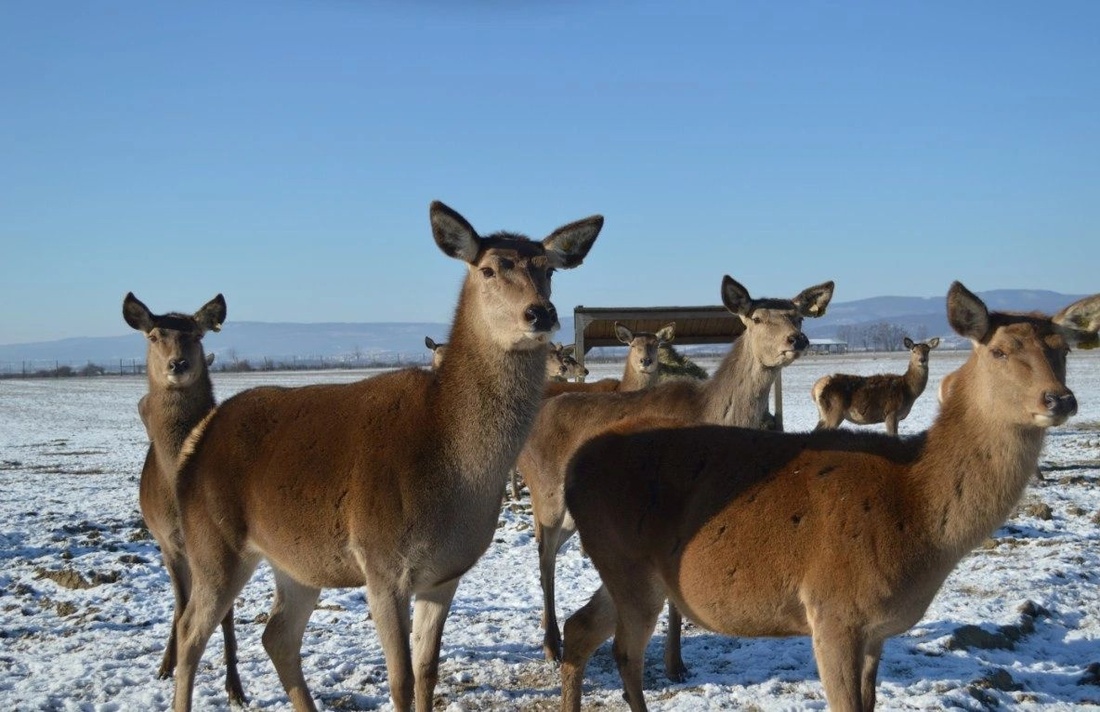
2 347 1100 711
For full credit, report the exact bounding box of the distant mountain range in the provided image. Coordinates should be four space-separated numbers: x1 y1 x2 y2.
0 289 1087 368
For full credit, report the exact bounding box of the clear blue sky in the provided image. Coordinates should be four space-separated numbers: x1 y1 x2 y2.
2 1 1097 344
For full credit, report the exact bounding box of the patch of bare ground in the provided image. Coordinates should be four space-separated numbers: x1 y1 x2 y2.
34 567 120 590
30 465 107 475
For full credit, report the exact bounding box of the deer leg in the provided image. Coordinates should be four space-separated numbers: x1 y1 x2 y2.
884 413 899 437
158 546 191 680
860 638 884 712
219 603 247 705
538 521 572 661
561 585 619 712
662 601 688 682
262 570 321 712
809 620 865 712
411 578 461 712
610 577 665 712
364 582 414 712
510 468 522 500
173 550 258 712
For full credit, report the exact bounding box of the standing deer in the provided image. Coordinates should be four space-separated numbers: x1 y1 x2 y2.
170 201 601 712
520 277 833 673
121 292 244 705
812 336 941 435
560 282 1100 712
512 324 675 500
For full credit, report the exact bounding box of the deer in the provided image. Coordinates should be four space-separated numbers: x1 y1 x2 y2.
428 336 586 381
546 342 589 382
168 201 601 712
121 292 244 705
512 324 675 500
812 336 941 435
423 336 447 368
519 276 834 675
559 282 1100 712
543 322 675 397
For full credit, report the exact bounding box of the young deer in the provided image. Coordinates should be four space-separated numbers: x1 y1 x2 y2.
512 324 675 500
121 293 243 705
519 277 833 672
560 282 1100 712
812 336 941 435
170 201 601 712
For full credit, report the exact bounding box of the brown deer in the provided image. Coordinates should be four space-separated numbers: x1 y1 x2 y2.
169 201 601 712
559 282 1100 712
429 337 586 381
543 322 675 397
121 293 244 705
812 336 941 435
424 335 447 368
512 324 675 500
546 342 589 382
519 277 834 672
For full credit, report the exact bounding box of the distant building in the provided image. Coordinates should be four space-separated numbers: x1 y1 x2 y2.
808 338 848 354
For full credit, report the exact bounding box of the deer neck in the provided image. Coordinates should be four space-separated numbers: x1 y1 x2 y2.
435 292 548 488
904 359 930 397
913 368 1046 558
619 362 657 392
146 371 216 472
700 337 776 428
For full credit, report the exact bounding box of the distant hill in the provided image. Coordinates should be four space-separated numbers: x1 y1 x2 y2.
0 289 1087 369
801 289 1087 348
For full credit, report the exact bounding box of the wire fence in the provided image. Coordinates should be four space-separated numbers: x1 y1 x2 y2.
0 354 433 380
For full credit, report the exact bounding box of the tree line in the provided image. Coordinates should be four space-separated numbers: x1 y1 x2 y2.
833 322 930 352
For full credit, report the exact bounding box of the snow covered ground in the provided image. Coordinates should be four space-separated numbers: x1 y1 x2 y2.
2 347 1099 711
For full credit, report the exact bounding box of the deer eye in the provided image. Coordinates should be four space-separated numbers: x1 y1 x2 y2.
480 267 495 279
498 258 515 271
752 316 762 325
990 347 1007 360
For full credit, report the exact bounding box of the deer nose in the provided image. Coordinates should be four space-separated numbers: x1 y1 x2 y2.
526 304 557 332
789 333 809 351
1044 391 1078 418
641 357 653 368
168 358 189 375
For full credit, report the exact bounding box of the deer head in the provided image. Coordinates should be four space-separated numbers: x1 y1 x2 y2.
123 293 226 389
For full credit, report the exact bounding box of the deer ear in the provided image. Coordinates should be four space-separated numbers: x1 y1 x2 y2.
720 276 753 316
1053 292 1100 349
543 215 603 269
927 337 941 349
656 323 676 343
793 281 835 318
123 292 155 333
947 282 991 343
431 201 482 264
194 294 227 333
562 344 576 357
614 322 633 344
903 337 915 350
